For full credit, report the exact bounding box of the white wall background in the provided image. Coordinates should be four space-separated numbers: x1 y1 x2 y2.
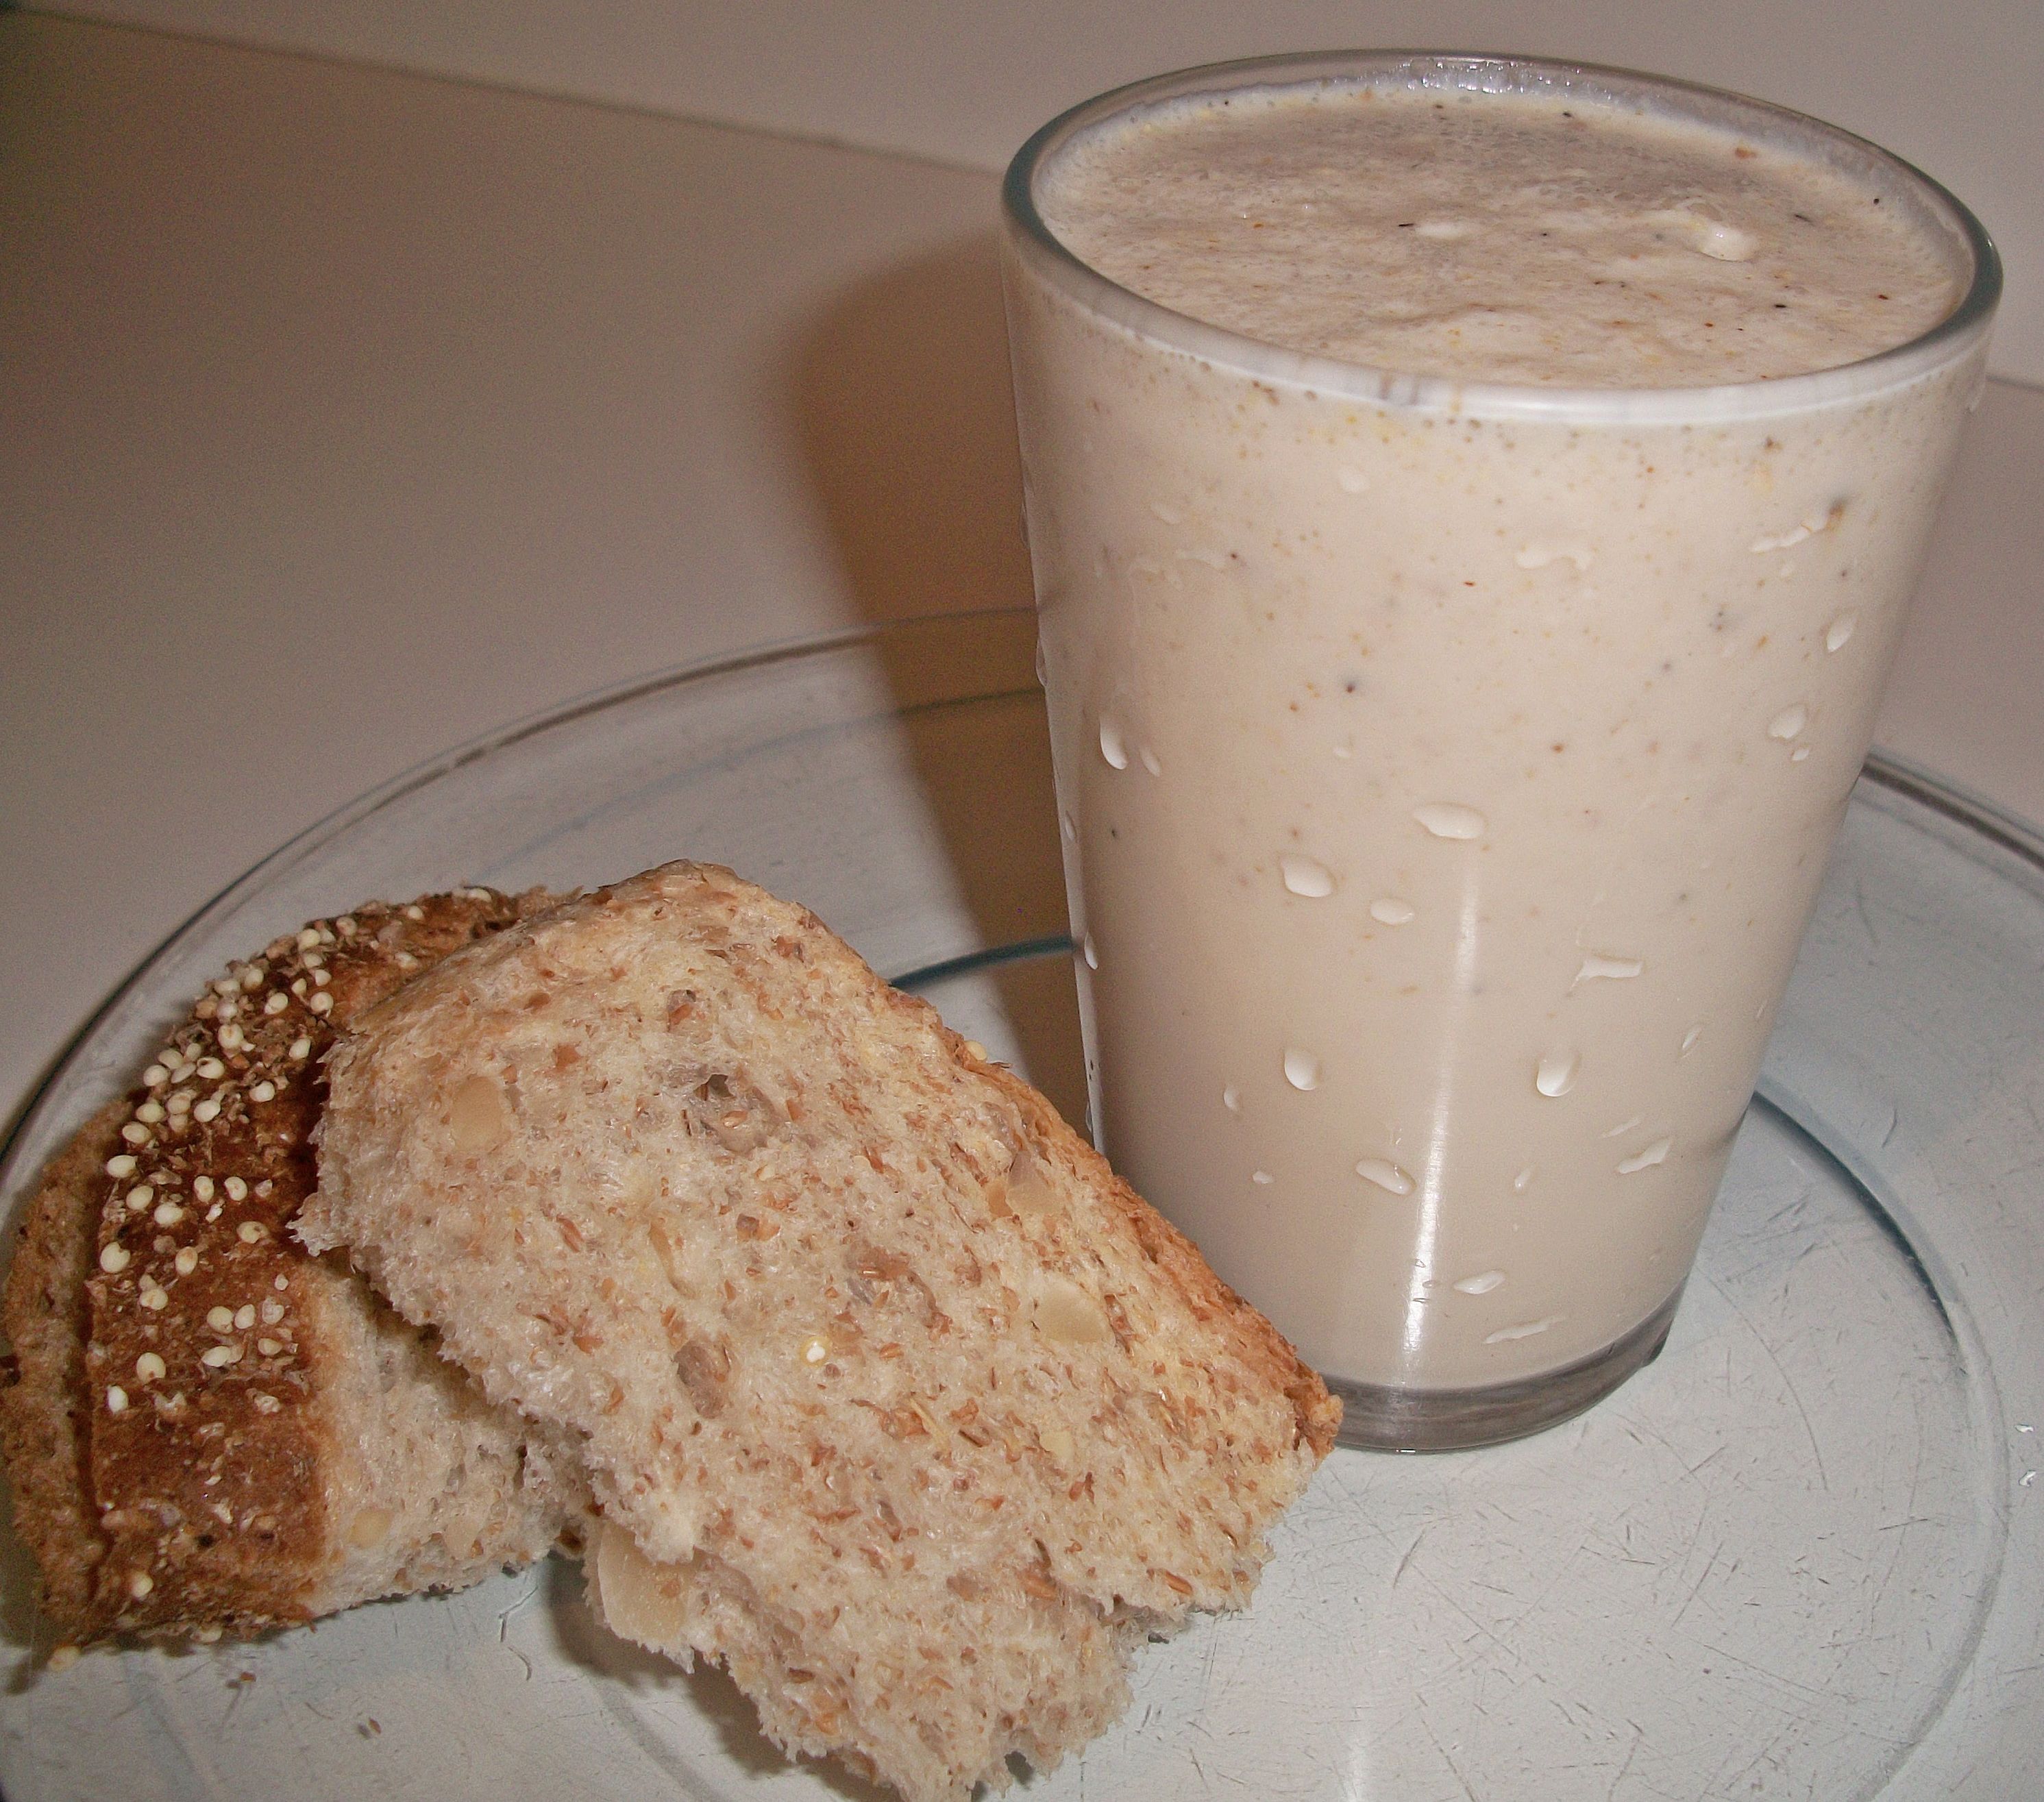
32 0 2043 384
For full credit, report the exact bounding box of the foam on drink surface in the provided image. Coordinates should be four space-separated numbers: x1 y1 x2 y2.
1038 82 1962 386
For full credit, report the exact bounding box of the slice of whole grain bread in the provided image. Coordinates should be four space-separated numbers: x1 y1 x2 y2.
0 890 589 1651
0 1102 127 1644
302 861 1338 1801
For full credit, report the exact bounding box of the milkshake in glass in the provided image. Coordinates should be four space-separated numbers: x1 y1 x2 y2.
999 55 1999 1449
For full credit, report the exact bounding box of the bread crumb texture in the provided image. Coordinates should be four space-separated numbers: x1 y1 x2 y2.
0 890 584 1649
306 861 1337 1801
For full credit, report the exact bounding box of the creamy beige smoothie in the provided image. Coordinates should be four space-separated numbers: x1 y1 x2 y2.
1000 57 1996 1445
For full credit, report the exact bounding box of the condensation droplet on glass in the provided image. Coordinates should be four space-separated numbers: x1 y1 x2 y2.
1150 500 1183 526
1617 1136 1673 1175
1035 637 1048 687
1283 1048 1320 1091
1251 1170 1274 1185
1603 1115 1643 1139
1769 704 1808 741
1060 810 1076 845
1512 1166 1534 1193
1280 854 1335 898
1534 1050 1579 1098
1414 802 1486 841
1098 716 1129 769
1486 1315 1564 1344
1140 745 1162 776
1453 1271 1505 1296
1222 1085 1240 1113
1751 519 1815 554
1825 614 1857 652
1514 542 1595 573
1680 1024 1703 1057
1081 934 1098 971
1355 1157 1416 1196
1574 952 1644 985
1790 744 1812 763
1370 897 1416 926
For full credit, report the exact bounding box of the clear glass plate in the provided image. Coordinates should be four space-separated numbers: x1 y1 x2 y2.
3 610 2039 1801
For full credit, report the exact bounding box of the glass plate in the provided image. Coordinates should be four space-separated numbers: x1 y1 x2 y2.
3 610 2039 1801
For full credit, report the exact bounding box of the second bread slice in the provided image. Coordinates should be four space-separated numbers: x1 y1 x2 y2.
301 862 1338 1801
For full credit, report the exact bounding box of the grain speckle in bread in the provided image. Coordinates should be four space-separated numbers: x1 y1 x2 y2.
304 861 1338 1800
0 890 588 1650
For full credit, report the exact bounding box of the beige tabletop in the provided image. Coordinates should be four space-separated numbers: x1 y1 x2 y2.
3 12 2041 1135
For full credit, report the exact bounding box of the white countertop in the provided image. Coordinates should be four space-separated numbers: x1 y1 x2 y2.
3 12 2041 1133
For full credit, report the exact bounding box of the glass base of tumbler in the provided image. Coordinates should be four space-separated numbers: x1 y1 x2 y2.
1325 1285 1684 1453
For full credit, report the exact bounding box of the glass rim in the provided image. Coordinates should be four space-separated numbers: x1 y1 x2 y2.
1001 50 2003 423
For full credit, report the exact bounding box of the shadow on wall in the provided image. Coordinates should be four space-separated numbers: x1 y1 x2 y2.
783 228 1087 1131
788 227 1035 626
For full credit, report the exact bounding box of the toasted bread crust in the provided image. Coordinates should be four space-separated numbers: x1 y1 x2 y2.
2 889 574 1647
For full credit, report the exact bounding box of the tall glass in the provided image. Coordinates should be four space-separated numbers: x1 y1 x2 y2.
1000 54 1999 1449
